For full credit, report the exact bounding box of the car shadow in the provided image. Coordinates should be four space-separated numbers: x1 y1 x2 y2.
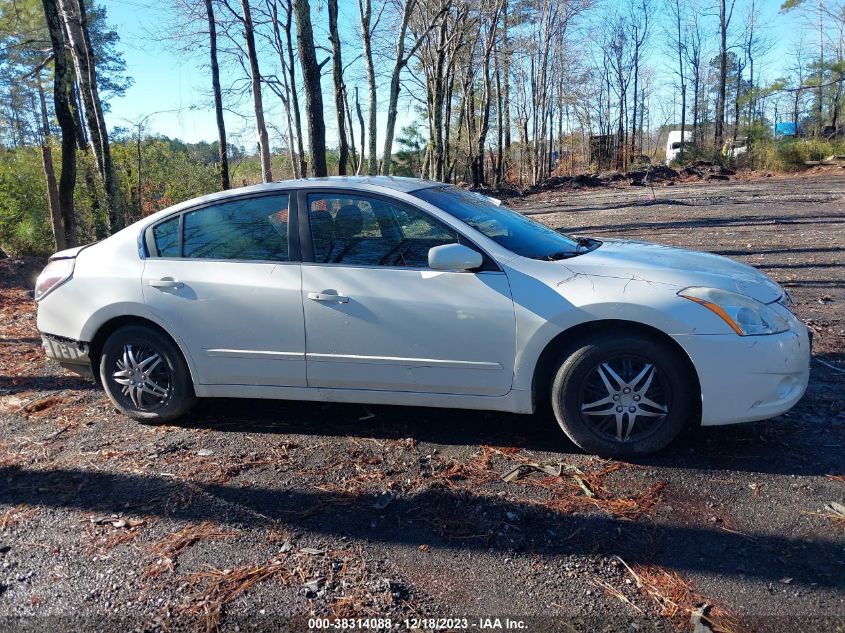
0 374 96 394
1 464 842 589
163 390 843 478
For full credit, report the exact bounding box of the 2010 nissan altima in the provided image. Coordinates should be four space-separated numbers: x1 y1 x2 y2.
34 176 810 456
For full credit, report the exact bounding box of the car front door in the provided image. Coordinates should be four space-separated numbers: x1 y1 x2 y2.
299 189 516 396
142 192 305 387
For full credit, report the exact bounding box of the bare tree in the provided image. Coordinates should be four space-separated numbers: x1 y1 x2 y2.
684 3 705 143
381 0 447 176
358 0 378 174
629 0 650 160
41 0 78 246
294 0 328 177
59 0 121 230
261 0 297 176
667 0 686 162
282 0 306 176
35 77 65 250
355 85 367 174
608 13 633 171
715 0 737 150
261 0 306 177
781 0 826 132
327 0 349 175
471 0 504 185
224 0 273 181
204 0 230 189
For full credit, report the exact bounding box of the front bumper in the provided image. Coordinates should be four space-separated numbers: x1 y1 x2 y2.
673 322 811 426
41 333 93 379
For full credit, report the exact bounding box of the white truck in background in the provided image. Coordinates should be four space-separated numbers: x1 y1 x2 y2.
665 130 693 165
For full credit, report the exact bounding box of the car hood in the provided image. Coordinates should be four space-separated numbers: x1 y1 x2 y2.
566 239 784 303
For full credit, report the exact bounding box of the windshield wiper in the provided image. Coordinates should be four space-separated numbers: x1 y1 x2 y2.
547 237 599 261
547 250 579 261
575 236 596 252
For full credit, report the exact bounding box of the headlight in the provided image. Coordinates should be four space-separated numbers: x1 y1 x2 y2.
679 287 790 336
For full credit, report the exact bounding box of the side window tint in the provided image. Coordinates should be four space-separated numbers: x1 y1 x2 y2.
153 216 179 257
182 194 290 261
308 193 458 267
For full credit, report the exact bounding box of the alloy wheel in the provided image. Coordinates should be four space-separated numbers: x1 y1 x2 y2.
112 344 171 410
578 354 671 443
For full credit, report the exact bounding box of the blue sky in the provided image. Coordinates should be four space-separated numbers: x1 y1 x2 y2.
103 0 804 151
105 0 409 151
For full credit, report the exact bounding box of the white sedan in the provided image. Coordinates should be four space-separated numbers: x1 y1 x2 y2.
34 177 810 456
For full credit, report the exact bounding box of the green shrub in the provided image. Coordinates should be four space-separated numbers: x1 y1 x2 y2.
0 147 53 256
745 138 845 172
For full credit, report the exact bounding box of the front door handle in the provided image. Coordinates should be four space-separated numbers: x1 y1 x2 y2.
307 291 349 303
149 278 184 289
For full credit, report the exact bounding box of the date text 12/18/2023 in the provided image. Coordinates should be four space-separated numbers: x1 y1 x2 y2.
308 618 529 630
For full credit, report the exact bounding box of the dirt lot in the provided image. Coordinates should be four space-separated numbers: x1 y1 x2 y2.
0 174 843 632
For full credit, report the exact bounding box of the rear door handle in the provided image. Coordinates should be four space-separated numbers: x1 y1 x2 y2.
307 291 349 303
149 278 184 289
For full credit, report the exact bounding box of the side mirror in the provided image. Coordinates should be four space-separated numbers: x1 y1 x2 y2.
428 243 483 272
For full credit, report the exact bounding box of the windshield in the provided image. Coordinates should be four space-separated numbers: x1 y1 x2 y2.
412 185 596 260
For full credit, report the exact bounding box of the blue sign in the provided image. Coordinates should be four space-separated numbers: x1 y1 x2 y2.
775 121 797 136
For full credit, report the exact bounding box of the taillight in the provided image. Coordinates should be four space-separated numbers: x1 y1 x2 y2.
34 258 75 301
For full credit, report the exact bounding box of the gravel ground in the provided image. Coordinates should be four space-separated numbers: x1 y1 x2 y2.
0 173 843 632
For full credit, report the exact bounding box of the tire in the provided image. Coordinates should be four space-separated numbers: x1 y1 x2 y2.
99 325 196 422
550 332 695 457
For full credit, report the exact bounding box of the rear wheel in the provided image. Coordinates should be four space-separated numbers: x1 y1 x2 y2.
99 325 195 422
551 333 694 457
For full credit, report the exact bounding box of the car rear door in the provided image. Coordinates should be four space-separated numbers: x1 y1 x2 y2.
298 189 516 396
142 192 306 387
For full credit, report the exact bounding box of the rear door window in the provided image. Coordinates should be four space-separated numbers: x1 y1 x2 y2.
181 194 290 261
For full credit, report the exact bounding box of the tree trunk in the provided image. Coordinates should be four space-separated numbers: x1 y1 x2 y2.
495 49 504 185
381 0 415 176
70 82 86 149
267 0 299 178
327 0 349 175
473 4 503 187
344 86 359 172
817 1 824 132
692 68 699 143
715 0 729 150
675 0 686 163
631 46 639 159
36 78 65 251
502 0 511 155
282 1 306 177
294 0 328 177
241 0 272 182
41 0 77 247
355 86 366 175
732 60 743 151
205 0 230 189
358 0 378 175
59 0 121 231
382 0 443 175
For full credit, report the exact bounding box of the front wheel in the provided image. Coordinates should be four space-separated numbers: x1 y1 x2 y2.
551 333 695 457
99 325 196 422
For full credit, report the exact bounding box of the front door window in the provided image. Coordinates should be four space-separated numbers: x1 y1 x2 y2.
307 193 458 267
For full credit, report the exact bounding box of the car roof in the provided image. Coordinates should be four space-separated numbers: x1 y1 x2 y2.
286 175 442 193
137 176 443 228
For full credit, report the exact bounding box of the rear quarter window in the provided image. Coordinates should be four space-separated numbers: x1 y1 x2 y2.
152 216 179 257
